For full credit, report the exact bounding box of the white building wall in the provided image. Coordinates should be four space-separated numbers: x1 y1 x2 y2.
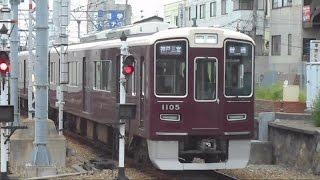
269 3 303 66
164 0 186 27
268 0 320 87
184 0 265 36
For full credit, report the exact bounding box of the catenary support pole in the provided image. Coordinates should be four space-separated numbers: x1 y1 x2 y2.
28 0 36 120
117 32 129 180
252 0 257 42
31 0 51 166
57 0 69 136
10 0 20 126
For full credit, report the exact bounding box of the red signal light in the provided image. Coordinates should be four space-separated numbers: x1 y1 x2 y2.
124 65 134 75
0 61 9 73
122 55 135 76
0 51 9 74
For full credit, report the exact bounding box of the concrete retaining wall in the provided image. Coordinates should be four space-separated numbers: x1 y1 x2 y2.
269 121 320 175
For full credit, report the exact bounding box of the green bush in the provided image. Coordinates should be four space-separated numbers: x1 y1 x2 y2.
311 92 320 127
255 84 283 101
256 85 307 103
299 90 306 103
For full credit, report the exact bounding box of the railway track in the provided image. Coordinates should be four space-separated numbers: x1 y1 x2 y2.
64 129 239 180
19 106 239 179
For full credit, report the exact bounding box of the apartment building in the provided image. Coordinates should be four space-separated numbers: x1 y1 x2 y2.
164 0 186 27
269 0 320 86
164 0 270 86
87 0 132 33
269 0 320 71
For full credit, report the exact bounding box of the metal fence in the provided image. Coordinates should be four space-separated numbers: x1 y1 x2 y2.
255 62 307 90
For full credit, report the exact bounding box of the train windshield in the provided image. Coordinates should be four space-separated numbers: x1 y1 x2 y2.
155 40 187 96
225 41 253 97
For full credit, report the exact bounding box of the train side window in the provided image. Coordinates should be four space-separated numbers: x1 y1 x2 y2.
94 60 112 91
50 62 57 84
68 61 80 86
194 58 217 101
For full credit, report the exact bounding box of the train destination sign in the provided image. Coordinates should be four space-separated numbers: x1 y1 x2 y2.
159 45 183 56
228 45 249 56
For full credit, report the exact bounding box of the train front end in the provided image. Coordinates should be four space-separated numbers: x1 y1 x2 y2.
146 28 255 170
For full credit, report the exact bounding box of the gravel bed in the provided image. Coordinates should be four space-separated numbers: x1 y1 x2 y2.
220 165 319 180
9 136 320 180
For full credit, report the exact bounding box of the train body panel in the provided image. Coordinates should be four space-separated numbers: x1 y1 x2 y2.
19 24 255 170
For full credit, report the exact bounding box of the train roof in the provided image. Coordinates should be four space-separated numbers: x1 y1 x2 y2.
47 26 255 53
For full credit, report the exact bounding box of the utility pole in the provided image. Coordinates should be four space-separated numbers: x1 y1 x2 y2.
252 0 258 42
56 0 69 136
10 0 20 126
31 0 51 166
125 0 128 25
28 0 35 120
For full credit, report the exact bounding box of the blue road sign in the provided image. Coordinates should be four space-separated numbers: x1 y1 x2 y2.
97 10 105 31
107 10 124 29
98 10 105 17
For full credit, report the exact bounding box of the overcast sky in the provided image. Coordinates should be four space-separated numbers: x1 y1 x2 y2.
17 0 178 38
19 0 179 20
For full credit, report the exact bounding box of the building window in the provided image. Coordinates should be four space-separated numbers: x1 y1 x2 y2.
195 5 198 19
94 60 112 91
255 35 264 55
175 16 178 26
210 2 217 17
272 35 281 56
302 38 316 61
165 16 170 24
188 7 191 20
273 0 278 8
200 4 206 19
234 0 254 10
288 34 292 55
283 0 292 7
221 0 227 15
273 0 292 8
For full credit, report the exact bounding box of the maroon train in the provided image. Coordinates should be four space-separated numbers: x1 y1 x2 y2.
19 25 255 170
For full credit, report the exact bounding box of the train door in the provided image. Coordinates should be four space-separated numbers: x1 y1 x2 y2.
193 57 219 129
139 57 145 129
82 57 90 112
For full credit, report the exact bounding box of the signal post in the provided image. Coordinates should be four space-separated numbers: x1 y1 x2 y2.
0 50 10 179
117 32 136 180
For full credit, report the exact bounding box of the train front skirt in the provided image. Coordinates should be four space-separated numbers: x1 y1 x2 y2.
147 139 251 170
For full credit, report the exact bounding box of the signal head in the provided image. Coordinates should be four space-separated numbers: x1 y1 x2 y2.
0 51 9 74
122 55 135 76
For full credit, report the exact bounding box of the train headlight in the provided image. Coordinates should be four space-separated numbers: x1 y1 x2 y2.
227 114 247 121
194 33 218 44
160 114 180 122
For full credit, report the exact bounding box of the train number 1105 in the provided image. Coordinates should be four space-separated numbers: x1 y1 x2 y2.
161 104 180 111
